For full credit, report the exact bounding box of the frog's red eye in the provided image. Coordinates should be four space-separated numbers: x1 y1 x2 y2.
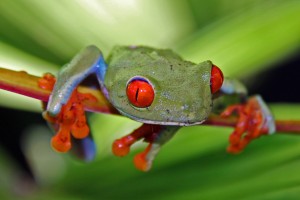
210 65 224 94
126 79 154 108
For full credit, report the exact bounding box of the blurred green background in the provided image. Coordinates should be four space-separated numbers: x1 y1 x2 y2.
0 0 300 199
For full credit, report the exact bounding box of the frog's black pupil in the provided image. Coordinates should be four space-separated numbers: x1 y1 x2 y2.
135 88 139 101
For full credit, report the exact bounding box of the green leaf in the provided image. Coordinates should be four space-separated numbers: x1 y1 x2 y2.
177 0 300 77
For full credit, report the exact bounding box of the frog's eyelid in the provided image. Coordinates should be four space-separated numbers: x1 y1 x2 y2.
126 76 152 86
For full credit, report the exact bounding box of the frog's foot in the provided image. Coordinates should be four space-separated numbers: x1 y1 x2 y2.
38 73 96 153
112 124 178 171
221 95 275 154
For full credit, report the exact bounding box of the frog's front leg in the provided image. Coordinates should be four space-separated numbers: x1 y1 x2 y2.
112 124 179 171
218 78 276 153
47 45 107 116
41 45 107 154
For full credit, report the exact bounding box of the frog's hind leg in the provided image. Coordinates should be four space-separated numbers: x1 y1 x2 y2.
113 124 179 171
135 126 179 171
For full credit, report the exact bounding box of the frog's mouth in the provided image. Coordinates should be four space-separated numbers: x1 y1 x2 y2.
117 109 206 126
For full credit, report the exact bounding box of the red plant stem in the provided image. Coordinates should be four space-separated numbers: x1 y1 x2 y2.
0 67 117 114
0 68 50 101
203 115 300 134
1 67 300 134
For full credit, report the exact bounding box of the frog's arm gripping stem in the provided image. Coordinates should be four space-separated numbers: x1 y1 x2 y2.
218 78 276 153
47 45 107 116
41 46 107 156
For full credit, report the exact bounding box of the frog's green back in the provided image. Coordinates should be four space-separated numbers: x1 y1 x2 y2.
104 46 213 126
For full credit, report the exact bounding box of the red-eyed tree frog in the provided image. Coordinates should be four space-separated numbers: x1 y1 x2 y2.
42 45 275 171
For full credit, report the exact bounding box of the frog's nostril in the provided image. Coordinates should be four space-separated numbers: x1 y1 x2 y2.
210 65 224 94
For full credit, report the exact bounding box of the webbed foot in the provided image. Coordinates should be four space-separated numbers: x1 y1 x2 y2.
38 73 96 153
221 95 275 153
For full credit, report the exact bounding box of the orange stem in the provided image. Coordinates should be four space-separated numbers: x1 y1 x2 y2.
0 67 117 114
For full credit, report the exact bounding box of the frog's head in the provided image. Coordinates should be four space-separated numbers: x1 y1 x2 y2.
104 46 223 126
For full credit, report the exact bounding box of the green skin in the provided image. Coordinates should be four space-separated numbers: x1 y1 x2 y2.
105 46 213 126
46 45 275 170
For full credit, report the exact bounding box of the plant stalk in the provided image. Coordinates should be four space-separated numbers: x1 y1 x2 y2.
0 67 299 134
